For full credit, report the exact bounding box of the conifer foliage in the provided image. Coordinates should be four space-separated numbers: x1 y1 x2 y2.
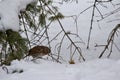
0 29 28 65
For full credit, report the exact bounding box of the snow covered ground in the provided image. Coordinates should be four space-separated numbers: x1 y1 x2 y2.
0 59 120 80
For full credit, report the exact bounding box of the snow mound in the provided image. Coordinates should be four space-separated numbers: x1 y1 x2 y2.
0 59 120 80
0 0 37 31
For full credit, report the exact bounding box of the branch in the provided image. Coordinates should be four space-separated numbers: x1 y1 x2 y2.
87 0 97 49
99 24 120 58
46 4 85 61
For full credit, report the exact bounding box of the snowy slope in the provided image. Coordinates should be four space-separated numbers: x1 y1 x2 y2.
0 59 120 80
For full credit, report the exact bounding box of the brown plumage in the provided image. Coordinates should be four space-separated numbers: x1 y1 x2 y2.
26 46 51 58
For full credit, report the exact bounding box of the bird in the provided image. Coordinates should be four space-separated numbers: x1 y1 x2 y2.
24 46 51 58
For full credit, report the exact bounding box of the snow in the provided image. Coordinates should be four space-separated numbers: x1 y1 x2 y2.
0 59 120 80
0 0 37 31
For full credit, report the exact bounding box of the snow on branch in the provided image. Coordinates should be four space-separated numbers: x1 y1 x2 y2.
0 0 37 31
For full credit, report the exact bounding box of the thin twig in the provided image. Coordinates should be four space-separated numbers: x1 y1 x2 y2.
99 24 120 58
87 0 97 49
